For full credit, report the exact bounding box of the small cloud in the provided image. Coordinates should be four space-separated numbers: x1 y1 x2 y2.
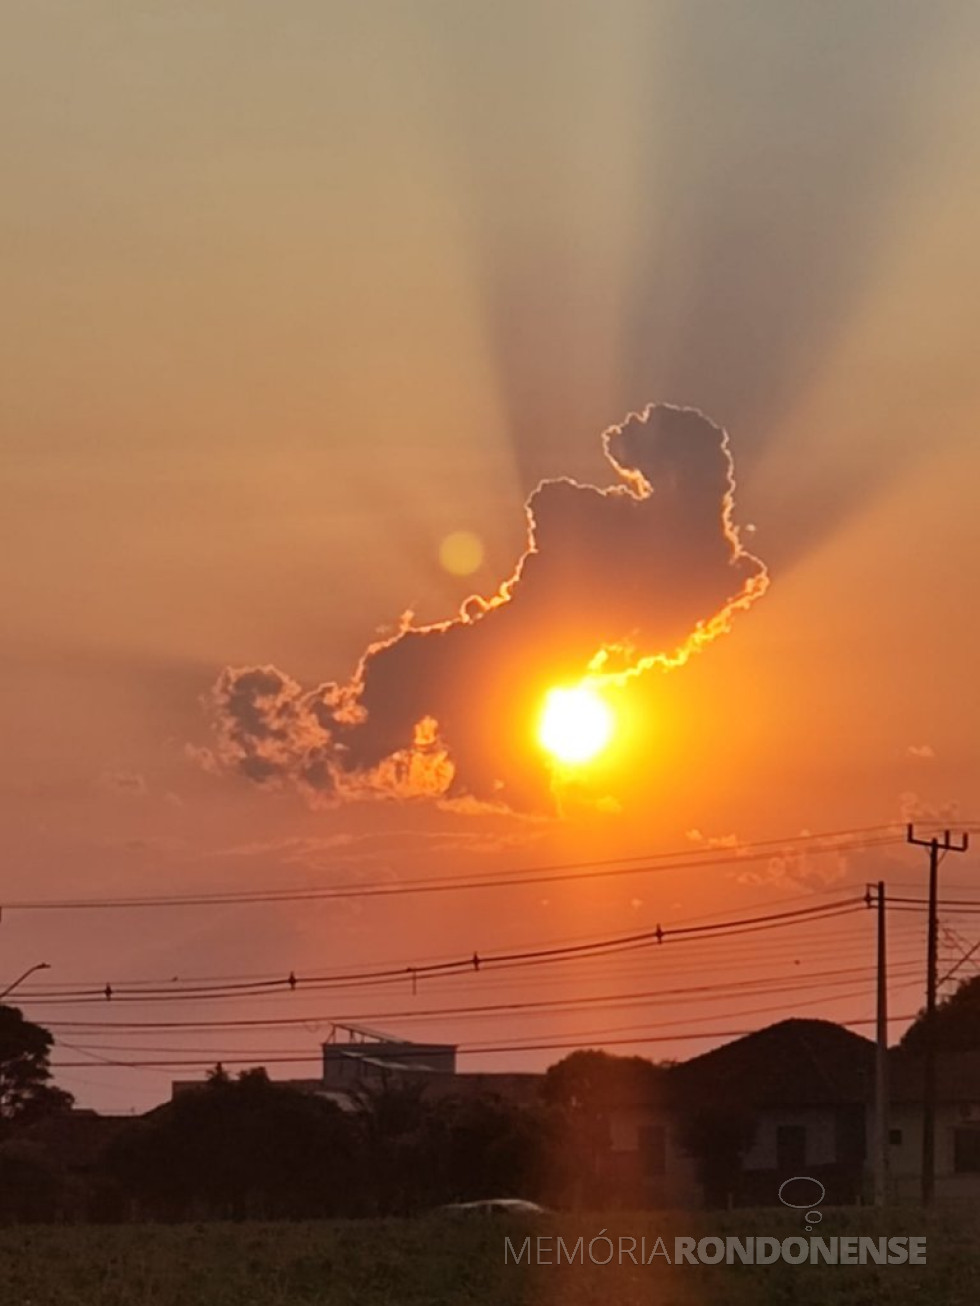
436 793 547 821
907 744 935 760
687 828 743 850
736 831 849 889
218 833 359 860
185 743 222 776
899 791 959 824
99 834 186 856
98 770 147 797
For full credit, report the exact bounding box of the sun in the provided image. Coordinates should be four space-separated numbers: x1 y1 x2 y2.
538 685 614 765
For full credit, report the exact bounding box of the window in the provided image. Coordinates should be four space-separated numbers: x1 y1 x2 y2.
776 1124 807 1171
888 1128 903 1146
953 1127 980 1173
637 1124 666 1177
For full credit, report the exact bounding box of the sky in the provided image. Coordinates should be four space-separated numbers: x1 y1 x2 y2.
2 0 980 1112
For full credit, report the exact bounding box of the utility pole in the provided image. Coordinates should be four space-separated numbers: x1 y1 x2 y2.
907 824 970 1205
0 961 50 1001
873 880 889 1207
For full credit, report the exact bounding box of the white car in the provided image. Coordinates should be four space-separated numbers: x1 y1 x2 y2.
439 1198 549 1216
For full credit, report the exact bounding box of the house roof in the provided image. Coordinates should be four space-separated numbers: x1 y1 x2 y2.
322 1026 457 1054
670 1019 876 1107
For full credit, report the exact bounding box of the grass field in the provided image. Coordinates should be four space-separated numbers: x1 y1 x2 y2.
0 1208 976 1306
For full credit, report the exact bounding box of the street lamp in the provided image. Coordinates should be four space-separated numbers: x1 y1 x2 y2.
0 962 51 1001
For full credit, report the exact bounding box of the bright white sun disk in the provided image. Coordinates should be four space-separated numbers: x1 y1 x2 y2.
538 685 613 765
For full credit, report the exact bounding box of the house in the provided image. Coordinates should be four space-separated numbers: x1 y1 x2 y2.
310 1020 873 1207
597 1073 701 1208
588 1019 876 1208
668 1018 874 1205
885 1048 980 1201
322 1023 542 1104
608 1019 980 1207
172 1024 542 1109
322 1023 458 1091
166 1017 980 1208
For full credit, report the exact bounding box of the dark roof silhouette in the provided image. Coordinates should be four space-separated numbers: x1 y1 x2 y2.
670 1019 875 1106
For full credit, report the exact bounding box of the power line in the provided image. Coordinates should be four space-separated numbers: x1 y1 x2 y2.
0 825 914 913
18 897 866 1006
60 987 900 1058
21 879 869 992
43 959 923 1036
870 895 980 911
28 935 925 1025
49 1010 924 1072
29 929 924 1018
906 823 971 1207
25 897 914 997
40 939 928 1026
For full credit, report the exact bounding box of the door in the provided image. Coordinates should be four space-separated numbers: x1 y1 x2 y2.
776 1123 807 1172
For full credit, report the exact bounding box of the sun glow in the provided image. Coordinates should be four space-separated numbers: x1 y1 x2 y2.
538 685 614 765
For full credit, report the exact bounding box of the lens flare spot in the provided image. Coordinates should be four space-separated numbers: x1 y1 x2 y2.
439 530 484 576
538 685 614 765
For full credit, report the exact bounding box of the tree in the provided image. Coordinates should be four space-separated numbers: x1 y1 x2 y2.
430 1092 546 1204
0 1005 72 1135
901 974 980 1055
543 1049 665 1113
542 1050 667 1206
107 1067 359 1219
355 1078 436 1215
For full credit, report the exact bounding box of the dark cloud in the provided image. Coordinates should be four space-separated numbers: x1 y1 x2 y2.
203 405 767 810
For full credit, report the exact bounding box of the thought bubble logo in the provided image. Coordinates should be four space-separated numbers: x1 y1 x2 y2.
778 1175 825 1231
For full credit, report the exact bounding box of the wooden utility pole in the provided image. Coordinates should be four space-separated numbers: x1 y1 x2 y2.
907 824 970 1205
873 880 889 1207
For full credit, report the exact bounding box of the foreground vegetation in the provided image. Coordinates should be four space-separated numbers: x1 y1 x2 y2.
0 1207 976 1306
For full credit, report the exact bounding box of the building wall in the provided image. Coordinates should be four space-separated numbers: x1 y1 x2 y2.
322 1042 456 1089
606 1103 700 1207
887 1102 980 1200
604 1101 868 1208
742 1108 839 1171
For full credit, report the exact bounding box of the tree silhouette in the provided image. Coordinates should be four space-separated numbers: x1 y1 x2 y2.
542 1049 667 1206
901 974 980 1055
107 1066 359 1219
543 1049 665 1112
0 1004 72 1135
355 1078 436 1214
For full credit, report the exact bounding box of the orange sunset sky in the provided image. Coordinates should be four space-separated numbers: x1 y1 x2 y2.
2 1 979 1111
